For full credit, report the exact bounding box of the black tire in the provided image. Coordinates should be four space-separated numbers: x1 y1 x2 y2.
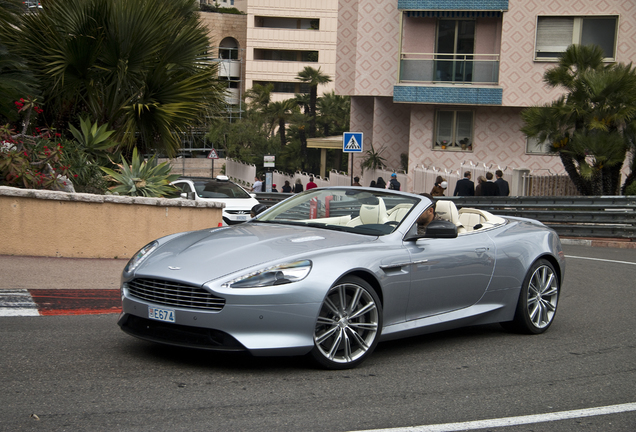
502 259 560 334
310 276 382 369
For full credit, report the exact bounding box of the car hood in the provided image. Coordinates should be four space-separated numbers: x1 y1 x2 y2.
133 222 375 285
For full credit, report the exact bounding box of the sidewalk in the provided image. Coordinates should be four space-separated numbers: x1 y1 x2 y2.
0 255 126 316
0 255 127 290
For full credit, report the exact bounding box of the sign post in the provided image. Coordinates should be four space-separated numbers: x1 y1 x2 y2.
207 148 219 177
343 132 363 186
264 155 275 192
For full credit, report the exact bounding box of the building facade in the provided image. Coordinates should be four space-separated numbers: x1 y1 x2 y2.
336 0 636 192
244 0 338 102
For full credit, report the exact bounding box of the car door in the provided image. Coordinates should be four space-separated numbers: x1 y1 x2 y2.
404 231 495 320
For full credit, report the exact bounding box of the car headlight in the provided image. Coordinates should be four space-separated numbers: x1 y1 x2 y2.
124 241 159 273
222 260 312 288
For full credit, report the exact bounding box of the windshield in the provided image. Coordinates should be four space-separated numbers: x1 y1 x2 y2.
193 180 251 199
255 188 421 236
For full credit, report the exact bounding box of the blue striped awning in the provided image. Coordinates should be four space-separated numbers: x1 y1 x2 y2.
405 10 502 18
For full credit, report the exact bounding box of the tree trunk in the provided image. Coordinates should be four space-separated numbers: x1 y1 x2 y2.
279 119 286 147
560 152 593 195
299 126 307 171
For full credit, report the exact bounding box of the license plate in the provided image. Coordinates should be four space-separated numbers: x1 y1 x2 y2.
236 215 248 221
148 307 175 323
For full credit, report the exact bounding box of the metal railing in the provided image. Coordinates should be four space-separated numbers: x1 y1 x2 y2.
399 53 499 84
254 193 636 240
444 196 636 239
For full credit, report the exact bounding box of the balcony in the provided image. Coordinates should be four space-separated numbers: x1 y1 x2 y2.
395 52 502 105
216 59 241 79
399 53 499 84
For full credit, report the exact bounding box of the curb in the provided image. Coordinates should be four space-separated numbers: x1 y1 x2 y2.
0 289 121 317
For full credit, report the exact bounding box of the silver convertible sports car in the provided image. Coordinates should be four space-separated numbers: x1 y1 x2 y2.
118 187 565 369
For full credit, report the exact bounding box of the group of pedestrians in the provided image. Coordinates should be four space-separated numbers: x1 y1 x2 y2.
359 173 401 190
251 176 317 193
453 170 509 196
250 170 509 197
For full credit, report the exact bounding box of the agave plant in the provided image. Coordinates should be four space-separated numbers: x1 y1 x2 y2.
100 148 180 197
69 117 117 153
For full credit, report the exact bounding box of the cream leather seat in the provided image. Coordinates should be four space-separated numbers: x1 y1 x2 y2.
435 200 466 233
348 197 389 226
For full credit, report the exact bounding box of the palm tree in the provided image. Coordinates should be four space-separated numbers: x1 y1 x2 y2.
0 0 39 123
244 83 274 114
521 45 636 195
266 99 298 147
6 0 226 157
317 91 350 136
296 66 332 137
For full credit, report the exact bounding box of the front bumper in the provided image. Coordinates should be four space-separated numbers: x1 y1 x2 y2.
119 292 319 356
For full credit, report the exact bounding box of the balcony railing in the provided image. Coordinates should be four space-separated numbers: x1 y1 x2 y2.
399 53 499 84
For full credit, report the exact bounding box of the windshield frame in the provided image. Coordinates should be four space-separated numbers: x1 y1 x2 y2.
253 187 422 236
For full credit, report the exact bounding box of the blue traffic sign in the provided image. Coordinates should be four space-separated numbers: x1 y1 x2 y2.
343 132 363 152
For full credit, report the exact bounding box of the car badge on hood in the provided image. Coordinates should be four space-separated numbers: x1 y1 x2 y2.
168 266 181 270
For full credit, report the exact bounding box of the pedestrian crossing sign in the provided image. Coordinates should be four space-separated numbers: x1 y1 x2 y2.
343 132 363 152
207 149 219 159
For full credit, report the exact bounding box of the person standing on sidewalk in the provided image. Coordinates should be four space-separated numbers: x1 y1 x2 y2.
495 169 510 196
453 171 474 196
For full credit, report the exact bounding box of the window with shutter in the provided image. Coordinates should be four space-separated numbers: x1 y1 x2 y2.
535 16 617 61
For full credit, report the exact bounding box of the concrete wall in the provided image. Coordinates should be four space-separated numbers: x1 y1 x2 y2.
0 187 223 259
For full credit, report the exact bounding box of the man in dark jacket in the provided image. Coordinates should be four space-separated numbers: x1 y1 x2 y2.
481 172 499 196
453 171 474 196
495 169 510 196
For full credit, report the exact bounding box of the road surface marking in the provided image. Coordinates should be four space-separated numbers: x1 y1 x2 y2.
565 255 636 266
0 289 39 316
353 402 636 432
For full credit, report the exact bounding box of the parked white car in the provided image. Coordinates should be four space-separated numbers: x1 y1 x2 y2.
171 176 260 225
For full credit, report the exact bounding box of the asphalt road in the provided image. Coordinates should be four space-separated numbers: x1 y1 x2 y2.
1 244 635 432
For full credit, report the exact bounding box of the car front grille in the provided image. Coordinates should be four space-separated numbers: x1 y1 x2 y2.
225 210 250 215
126 278 225 312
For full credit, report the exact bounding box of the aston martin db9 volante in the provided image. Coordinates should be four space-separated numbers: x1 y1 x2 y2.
118 187 565 369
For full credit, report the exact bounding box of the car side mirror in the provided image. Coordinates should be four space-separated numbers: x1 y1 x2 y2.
423 220 458 238
180 192 196 200
404 219 458 241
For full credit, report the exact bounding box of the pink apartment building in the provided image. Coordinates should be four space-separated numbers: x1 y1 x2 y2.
336 0 636 192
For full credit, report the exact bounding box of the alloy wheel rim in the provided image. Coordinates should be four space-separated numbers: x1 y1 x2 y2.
314 283 379 364
526 265 558 328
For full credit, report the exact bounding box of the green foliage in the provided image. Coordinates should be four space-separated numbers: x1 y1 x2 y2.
7 0 225 157
317 91 350 136
360 144 387 173
100 148 180 197
521 44 636 195
69 117 116 153
56 138 111 194
296 66 332 138
0 132 72 190
626 181 636 195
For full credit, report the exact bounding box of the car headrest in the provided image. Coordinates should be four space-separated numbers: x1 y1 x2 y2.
359 197 388 224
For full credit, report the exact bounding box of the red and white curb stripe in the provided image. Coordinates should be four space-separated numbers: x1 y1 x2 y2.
0 289 121 316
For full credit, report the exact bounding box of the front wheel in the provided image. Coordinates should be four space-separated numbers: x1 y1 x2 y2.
502 259 560 334
310 276 382 369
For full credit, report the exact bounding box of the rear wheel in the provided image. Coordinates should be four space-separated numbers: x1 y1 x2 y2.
502 259 559 334
310 276 382 369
